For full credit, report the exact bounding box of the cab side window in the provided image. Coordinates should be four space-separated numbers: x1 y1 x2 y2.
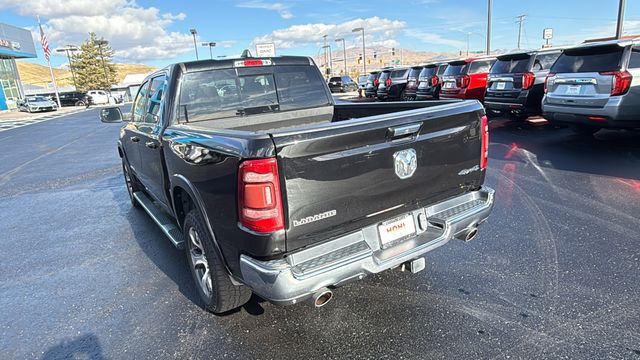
629 46 640 69
144 75 167 124
132 80 150 123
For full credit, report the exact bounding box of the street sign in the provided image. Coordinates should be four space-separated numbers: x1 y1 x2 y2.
255 43 276 57
542 44 553 49
543 28 553 40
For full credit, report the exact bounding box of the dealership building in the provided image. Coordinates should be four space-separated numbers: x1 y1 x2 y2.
0 22 37 110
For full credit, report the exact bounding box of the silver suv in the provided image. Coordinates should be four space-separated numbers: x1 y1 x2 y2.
542 38 640 135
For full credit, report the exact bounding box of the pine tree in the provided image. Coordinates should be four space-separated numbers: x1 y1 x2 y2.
72 33 118 92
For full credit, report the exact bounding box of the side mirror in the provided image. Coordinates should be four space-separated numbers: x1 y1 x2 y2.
100 107 124 123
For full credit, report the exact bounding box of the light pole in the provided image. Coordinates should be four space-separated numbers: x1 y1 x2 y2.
322 45 333 76
202 42 216 59
616 0 626 39
56 45 79 89
189 28 199 60
352 27 366 74
335 38 347 75
486 0 492 55
94 39 110 91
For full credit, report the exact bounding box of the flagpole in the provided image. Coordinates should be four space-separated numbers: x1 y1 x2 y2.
38 16 61 108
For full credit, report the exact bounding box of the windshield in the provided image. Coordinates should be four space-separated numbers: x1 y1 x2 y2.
419 66 437 79
179 65 330 122
551 45 623 73
443 63 468 76
491 56 531 74
329 77 341 82
27 96 49 102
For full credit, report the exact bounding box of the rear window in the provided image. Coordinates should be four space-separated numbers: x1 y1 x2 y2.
379 71 391 80
437 65 448 75
419 66 437 79
532 52 561 70
178 65 330 122
443 62 468 76
628 46 640 68
367 73 379 81
408 68 422 78
551 45 624 73
391 69 408 78
329 77 341 82
469 60 494 74
491 56 531 74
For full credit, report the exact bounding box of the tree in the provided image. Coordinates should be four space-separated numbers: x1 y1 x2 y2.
71 32 118 92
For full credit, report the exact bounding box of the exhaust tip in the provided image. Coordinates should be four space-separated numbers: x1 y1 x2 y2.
312 288 333 308
465 228 478 241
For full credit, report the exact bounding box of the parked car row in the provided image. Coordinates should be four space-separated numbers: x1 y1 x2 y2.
360 37 640 134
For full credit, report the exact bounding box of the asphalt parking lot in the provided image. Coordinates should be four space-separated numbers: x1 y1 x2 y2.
1 105 639 359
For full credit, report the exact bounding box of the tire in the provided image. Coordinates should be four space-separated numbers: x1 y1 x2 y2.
122 161 140 207
75 100 85 107
570 125 599 136
184 209 252 314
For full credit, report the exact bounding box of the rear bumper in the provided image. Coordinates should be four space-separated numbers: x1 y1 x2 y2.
485 91 528 111
542 95 640 128
416 87 437 100
240 186 495 305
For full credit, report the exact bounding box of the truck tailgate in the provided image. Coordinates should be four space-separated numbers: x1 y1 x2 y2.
270 101 486 252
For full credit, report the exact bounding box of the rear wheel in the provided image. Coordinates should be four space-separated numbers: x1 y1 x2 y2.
570 125 599 136
184 209 251 314
75 100 85 106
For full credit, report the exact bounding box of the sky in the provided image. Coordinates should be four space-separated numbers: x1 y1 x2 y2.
1 0 639 68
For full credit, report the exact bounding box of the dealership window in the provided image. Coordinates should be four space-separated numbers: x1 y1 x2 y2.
0 57 22 108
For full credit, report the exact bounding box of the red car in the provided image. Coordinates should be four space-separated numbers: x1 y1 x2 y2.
440 56 496 102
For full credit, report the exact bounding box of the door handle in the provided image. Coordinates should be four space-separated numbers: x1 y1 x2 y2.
130 136 140 143
145 141 158 149
389 123 421 139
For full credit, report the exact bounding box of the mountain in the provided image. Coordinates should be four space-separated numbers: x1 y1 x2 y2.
16 62 157 88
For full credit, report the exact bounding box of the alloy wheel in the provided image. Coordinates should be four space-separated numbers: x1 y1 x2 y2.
188 227 212 298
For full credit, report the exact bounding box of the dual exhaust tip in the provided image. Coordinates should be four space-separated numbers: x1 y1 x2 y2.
456 227 478 242
312 288 333 308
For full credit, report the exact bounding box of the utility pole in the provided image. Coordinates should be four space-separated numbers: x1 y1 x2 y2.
323 35 328 71
486 0 492 55
516 14 526 49
189 28 199 60
335 38 347 75
616 0 626 39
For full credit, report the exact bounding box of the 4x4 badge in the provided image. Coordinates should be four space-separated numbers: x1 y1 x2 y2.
393 148 417 179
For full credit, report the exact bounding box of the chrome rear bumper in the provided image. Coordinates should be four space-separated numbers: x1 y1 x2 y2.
240 186 495 305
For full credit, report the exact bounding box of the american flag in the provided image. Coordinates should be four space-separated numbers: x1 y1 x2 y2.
38 20 50 62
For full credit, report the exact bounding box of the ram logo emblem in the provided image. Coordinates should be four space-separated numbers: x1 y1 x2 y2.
393 148 417 179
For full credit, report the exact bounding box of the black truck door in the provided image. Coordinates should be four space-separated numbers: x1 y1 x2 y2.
136 74 169 206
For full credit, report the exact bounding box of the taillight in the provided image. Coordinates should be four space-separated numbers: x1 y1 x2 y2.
480 115 489 170
522 72 535 90
385 78 392 87
238 158 284 233
600 70 632 96
431 75 439 87
460 74 471 88
374 79 379 86
544 72 555 93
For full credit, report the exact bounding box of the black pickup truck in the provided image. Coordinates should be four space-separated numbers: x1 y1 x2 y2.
101 55 495 313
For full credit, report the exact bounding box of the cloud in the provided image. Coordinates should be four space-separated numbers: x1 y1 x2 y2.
405 30 465 49
252 16 406 50
236 1 293 19
0 0 230 61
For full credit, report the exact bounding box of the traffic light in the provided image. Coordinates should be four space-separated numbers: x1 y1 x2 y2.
391 48 395 56
357 54 362 64
373 51 377 59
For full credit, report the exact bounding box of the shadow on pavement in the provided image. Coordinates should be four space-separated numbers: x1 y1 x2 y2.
41 334 106 360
